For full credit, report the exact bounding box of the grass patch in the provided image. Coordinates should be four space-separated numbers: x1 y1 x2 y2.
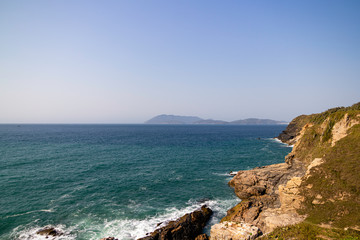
260 222 360 240
276 102 360 230
299 124 360 228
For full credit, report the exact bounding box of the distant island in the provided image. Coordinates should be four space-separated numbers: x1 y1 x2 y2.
145 114 288 125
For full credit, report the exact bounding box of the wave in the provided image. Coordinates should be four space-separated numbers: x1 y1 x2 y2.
269 138 293 147
5 209 54 219
102 198 240 239
10 198 240 240
212 172 237 177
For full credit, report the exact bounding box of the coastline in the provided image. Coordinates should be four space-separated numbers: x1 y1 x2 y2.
209 117 309 239
8 104 360 240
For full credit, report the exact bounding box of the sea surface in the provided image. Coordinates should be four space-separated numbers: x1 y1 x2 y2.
0 124 292 240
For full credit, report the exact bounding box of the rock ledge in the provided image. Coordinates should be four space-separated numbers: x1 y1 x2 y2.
210 221 261 240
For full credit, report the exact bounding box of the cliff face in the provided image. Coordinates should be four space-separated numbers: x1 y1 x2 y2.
277 115 310 145
211 103 360 239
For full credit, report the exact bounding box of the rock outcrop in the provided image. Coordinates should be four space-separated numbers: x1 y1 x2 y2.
218 160 306 234
137 205 212 240
277 115 309 145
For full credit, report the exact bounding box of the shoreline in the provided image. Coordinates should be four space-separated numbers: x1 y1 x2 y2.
210 120 307 239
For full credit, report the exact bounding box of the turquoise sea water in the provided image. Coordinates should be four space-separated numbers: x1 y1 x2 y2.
0 124 291 240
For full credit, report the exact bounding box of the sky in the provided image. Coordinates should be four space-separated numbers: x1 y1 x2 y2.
1 0 360 123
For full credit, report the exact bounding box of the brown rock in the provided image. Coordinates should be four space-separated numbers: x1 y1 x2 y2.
243 206 261 222
137 205 212 240
279 177 304 210
229 163 297 202
223 158 306 235
195 233 209 240
277 115 308 145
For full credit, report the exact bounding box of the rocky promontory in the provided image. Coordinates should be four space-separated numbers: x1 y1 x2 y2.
211 102 360 239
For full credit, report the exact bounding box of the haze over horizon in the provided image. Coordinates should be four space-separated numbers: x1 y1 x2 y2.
1 1 359 124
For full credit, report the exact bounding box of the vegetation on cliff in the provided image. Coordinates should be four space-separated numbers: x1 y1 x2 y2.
260 222 360 240
217 102 360 240
264 102 360 239
285 103 360 228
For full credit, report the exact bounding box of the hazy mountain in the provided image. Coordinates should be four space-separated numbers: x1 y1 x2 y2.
145 114 203 124
231 118 288 125
145 115 288 125
194 119 229 124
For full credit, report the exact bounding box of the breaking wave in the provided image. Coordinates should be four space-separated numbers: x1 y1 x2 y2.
10 198 240 240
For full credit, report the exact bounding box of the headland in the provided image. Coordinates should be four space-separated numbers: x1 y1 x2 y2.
211 102 360 239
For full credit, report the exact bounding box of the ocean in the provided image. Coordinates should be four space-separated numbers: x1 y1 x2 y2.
0 124 291 240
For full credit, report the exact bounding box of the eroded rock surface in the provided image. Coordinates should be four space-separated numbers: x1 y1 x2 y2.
223 159 306 233
278 176 304 211
331 113 359 146
210 221 261 240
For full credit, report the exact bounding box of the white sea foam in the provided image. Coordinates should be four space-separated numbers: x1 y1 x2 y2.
103 198 239 239
12 224 76 240
270 138 293 147
212 172 237 177
95 201 214 239
12 198 241 240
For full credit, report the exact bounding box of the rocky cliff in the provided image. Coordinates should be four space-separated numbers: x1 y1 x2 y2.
211 103 360 239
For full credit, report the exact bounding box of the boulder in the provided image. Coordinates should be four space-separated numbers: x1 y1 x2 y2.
36 227 63 237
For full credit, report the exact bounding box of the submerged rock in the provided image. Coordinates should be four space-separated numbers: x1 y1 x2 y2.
137 205 213 240
36 226 63 237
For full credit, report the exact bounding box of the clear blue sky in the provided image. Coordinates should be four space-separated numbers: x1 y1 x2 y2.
1 0 359 123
